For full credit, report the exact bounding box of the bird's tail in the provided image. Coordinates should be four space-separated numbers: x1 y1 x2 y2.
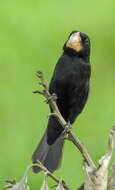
32 129 64 173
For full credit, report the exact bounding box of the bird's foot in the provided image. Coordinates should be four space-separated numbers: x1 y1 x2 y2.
62 122 72 141
45 93 57 104
64 121 72 133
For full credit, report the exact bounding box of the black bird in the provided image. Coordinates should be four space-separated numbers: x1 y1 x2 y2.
32 31 91 173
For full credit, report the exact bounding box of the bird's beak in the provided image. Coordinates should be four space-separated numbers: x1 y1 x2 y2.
66 32 82 52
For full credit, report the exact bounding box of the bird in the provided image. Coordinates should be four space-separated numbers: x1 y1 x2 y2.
32 30 91 173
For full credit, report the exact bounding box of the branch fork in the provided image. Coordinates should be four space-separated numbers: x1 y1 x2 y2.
2 71 115 190
33 71 95 168
33 71 115 190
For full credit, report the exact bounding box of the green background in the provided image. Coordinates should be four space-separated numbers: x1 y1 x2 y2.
0 0 114 189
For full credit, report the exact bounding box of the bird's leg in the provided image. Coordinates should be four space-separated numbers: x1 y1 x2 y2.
62 132 68 140
64 121 72 133
45 93 57 104
62 122 73 141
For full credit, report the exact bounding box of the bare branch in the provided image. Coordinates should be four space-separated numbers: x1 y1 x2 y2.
83 126 115 190
34 71 95 169
32 90 45 95
37 161 72 190
47 113 59 119
107 162 115 190
33 71 115 190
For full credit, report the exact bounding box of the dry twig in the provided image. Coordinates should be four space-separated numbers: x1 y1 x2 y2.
33 71 95 169
37 160 71 190
33 71 115 190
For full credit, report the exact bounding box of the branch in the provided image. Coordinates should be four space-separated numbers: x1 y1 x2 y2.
33 71 95 169
37 161 72 190
83 126 115 190
3 71 115 190
107 162 115 190
3 163 71 190
33 71 115 190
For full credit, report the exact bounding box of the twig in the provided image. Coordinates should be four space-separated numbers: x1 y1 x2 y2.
83 126 115 190
33 71 95 169
37 161 72 190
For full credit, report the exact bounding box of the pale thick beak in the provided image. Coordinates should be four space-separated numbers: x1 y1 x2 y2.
66 32 82 52
67 32 82 44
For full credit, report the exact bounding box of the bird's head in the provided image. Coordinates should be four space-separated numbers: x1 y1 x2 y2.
63 31 90 61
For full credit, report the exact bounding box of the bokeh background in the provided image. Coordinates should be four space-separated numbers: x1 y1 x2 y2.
0 0 114 189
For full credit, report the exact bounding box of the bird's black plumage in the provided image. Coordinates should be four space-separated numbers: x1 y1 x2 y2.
32 30 91 173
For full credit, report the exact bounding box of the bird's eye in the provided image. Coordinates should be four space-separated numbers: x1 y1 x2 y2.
85 38 89 45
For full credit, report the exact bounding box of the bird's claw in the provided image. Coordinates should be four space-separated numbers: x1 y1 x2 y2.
64 121 72 133
45 93 57 104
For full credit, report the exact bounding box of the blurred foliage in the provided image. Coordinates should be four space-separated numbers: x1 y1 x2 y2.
0 0 114 189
